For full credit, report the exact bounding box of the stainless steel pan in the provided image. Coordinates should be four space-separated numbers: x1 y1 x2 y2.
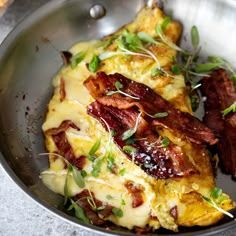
0 0 235 235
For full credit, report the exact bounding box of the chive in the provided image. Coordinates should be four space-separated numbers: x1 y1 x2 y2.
88 54 100 72
191 25 199 49
112 207 123 217
70 51 87 69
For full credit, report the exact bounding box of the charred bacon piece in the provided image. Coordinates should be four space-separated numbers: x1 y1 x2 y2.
201 69 236 179
45 120 86 170
84 72 217 145
87 101 198 179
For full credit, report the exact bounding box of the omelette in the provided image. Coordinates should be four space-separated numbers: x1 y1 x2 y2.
41 4 235 233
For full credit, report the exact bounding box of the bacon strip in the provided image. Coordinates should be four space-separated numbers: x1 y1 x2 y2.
124 181 144 208
45 120 86 170
201 69 236 179
88 101 198 179
84 72 218 145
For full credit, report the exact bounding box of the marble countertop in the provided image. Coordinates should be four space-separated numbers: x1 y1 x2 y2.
0 1 235 236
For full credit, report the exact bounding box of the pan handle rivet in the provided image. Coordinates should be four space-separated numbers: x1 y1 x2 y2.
89 4 106 19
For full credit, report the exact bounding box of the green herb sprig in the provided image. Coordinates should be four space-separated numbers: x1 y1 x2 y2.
143 110 168 118
107 81 140 100
155 17 184 53
112 207 123 217
121 112 142 140
202 187 234 219
70 50 87 69
146 136 170 149
88 54 100 72
222 102 236 117
68 199 90 223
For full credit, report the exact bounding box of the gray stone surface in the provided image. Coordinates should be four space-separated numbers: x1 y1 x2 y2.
0 167 95 236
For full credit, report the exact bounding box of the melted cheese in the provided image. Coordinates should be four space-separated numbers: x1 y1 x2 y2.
41 6 234 232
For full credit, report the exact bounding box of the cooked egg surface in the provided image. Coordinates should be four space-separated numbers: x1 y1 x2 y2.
41 6 234 232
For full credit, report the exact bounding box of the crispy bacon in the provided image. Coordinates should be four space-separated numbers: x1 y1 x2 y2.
84 72 217 145
73 189 114 225
88 101 198 179
45 120 86 170
201 69 236 179
124 181 144 208
60 77 66 102
170 206 178 221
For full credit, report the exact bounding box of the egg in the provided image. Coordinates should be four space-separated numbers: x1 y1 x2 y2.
41 5 234 232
